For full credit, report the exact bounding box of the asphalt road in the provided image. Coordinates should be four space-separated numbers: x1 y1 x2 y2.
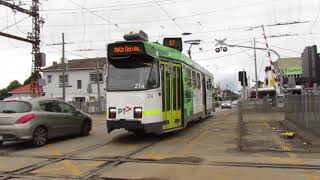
0 107 320 180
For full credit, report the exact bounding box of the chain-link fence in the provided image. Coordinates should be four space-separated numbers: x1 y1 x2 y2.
239 96 320 152
68 100 106 114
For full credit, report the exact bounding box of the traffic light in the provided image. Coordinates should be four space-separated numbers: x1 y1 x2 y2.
241 77 248 86
238 71 248 86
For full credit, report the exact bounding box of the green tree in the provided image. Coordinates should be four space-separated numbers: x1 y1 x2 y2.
7 80 21 91
0 80 21 100
223 89 240 101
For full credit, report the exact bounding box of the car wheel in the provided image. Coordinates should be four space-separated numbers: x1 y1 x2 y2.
32 126 48 147
81 120 91 136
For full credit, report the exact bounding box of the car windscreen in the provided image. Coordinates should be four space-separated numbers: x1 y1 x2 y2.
0 101 32 113
107 56 159 91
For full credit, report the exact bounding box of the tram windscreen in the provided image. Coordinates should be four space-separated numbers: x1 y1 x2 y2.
107 57 159 91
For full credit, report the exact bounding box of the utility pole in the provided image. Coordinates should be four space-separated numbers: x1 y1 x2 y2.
254 38 258 99
62 33 66 101
0 0 44 96
96 58 101 113
31 0 41 97
242 68 245 99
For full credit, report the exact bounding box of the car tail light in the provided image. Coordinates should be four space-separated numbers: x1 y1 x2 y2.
15 114 37 124
109 107 116 119
134 107 142 119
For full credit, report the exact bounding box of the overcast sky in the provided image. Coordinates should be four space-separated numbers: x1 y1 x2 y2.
1 0 320 91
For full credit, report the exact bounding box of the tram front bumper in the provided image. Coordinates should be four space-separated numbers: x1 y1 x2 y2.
107 120 163 134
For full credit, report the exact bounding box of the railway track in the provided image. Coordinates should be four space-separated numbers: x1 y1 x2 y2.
0 134 163 180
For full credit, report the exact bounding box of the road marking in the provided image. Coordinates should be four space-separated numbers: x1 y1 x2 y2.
143 152 171 160
46 144 82 176
32 161 102 174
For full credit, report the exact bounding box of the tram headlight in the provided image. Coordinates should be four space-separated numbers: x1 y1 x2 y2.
109 107 117 119
134 107 142 119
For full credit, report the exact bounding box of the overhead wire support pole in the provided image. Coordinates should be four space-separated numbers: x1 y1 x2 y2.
31 0 41 97
224 43 281 60
0 31 36 44
254 38 258 99
0 0 43 97
0 0 34 16
96 58 101 113
62 33 66 101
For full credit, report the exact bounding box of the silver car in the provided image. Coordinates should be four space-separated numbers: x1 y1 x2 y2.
0 97 92 147
221 101 232 109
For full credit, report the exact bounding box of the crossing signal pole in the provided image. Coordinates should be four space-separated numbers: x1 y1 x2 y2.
0 0 44 96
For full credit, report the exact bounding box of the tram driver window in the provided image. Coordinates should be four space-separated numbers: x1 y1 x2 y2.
147 62 159 89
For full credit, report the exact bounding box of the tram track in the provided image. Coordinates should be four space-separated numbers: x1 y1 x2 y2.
0 111 237 180
0 134 163 180
0 138 119 180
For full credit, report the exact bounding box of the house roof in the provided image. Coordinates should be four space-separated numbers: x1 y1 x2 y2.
42 57 106 72
8 83 43 94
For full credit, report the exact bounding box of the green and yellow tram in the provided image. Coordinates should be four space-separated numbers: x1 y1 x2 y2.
106 31 215 134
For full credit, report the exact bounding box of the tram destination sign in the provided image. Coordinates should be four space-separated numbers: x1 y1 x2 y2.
108 42 145 57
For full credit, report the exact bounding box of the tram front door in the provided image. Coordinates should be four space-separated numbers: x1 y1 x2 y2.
160 62 182 130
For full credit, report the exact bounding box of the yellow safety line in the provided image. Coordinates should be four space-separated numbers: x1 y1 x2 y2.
33 161 101 174
46 144 82 176
143 109 162 115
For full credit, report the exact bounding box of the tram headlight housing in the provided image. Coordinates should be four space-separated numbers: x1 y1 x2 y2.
109 107 117 119
134 107 142 119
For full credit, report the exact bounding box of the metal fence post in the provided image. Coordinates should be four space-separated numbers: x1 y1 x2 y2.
238 100 243 151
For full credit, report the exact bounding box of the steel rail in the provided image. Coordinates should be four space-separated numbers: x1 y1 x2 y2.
0 139 117 180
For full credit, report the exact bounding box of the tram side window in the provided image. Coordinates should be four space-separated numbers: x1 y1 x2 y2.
208 79 212 91
186 67 192 88
192 70 196 89
173 66 177 111
177 66 181 110
161 65 165 112
197 73 201 89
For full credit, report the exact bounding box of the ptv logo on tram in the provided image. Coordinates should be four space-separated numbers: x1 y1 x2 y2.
117 106 132 114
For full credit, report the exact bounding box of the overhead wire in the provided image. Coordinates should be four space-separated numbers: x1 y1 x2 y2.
13 13 28 34
42 41 89 59
173 0 269 20
309 1 320 33
256 41 301 54
152 0 184 32
0 15 29 31
41 0 178 12
67 0 123 31
194 49 252 61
